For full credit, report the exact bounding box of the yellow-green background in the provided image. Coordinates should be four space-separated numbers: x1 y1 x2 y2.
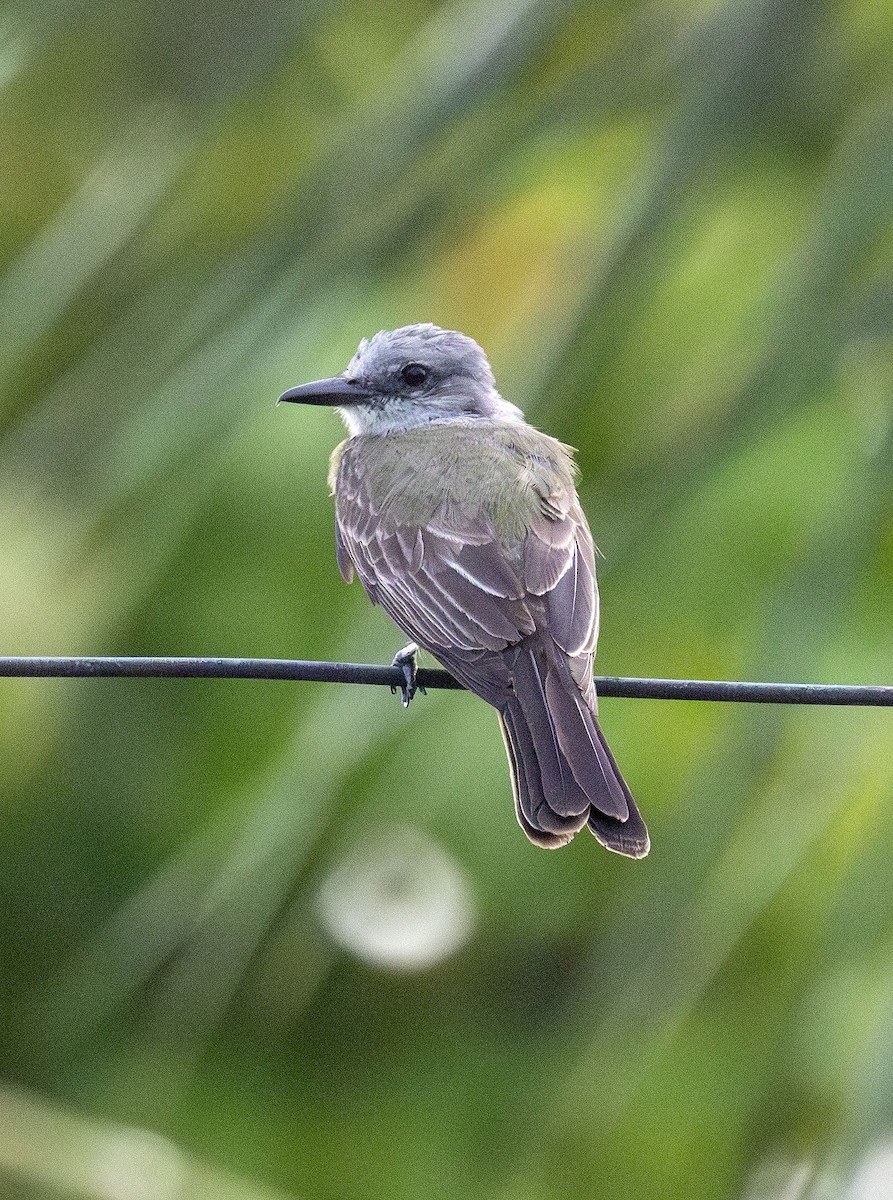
1 0 892 1196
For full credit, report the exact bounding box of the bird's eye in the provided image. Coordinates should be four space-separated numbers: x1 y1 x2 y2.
400 363 429 387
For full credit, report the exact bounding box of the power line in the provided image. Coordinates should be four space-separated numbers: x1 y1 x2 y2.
0 657 890 705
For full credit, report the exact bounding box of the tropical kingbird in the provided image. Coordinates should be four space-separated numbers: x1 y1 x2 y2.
279 324 648 857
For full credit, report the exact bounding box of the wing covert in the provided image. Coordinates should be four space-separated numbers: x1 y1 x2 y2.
337 496 536 654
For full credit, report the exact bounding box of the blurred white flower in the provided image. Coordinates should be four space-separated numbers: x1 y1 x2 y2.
316 824 474 970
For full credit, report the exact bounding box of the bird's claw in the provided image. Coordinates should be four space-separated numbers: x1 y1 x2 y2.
390 643 426 708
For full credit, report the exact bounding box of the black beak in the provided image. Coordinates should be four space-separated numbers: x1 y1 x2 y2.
277 376 374 407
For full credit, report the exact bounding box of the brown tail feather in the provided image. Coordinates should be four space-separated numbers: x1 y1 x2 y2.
500 704 585 843
500 640 649 858
498 713 574 849
585 722 650 858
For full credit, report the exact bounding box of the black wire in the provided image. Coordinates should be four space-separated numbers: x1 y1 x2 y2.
0 657 890 705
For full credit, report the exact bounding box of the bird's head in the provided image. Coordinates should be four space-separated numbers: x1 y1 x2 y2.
278 323 523 435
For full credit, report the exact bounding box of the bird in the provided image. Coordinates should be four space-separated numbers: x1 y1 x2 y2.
278 324 649 857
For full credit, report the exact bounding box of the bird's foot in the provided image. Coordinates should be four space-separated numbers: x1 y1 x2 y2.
390 643 426 708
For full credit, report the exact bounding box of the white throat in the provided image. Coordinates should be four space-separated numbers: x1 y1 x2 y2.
337 392 524 437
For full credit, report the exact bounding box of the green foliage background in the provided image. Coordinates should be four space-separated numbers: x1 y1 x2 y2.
1 0 892 1196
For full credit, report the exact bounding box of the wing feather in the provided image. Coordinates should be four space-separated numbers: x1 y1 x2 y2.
334 440 599 685
544 502 599 661
335 520 354 584
396 527 425 573
524 511 576 595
